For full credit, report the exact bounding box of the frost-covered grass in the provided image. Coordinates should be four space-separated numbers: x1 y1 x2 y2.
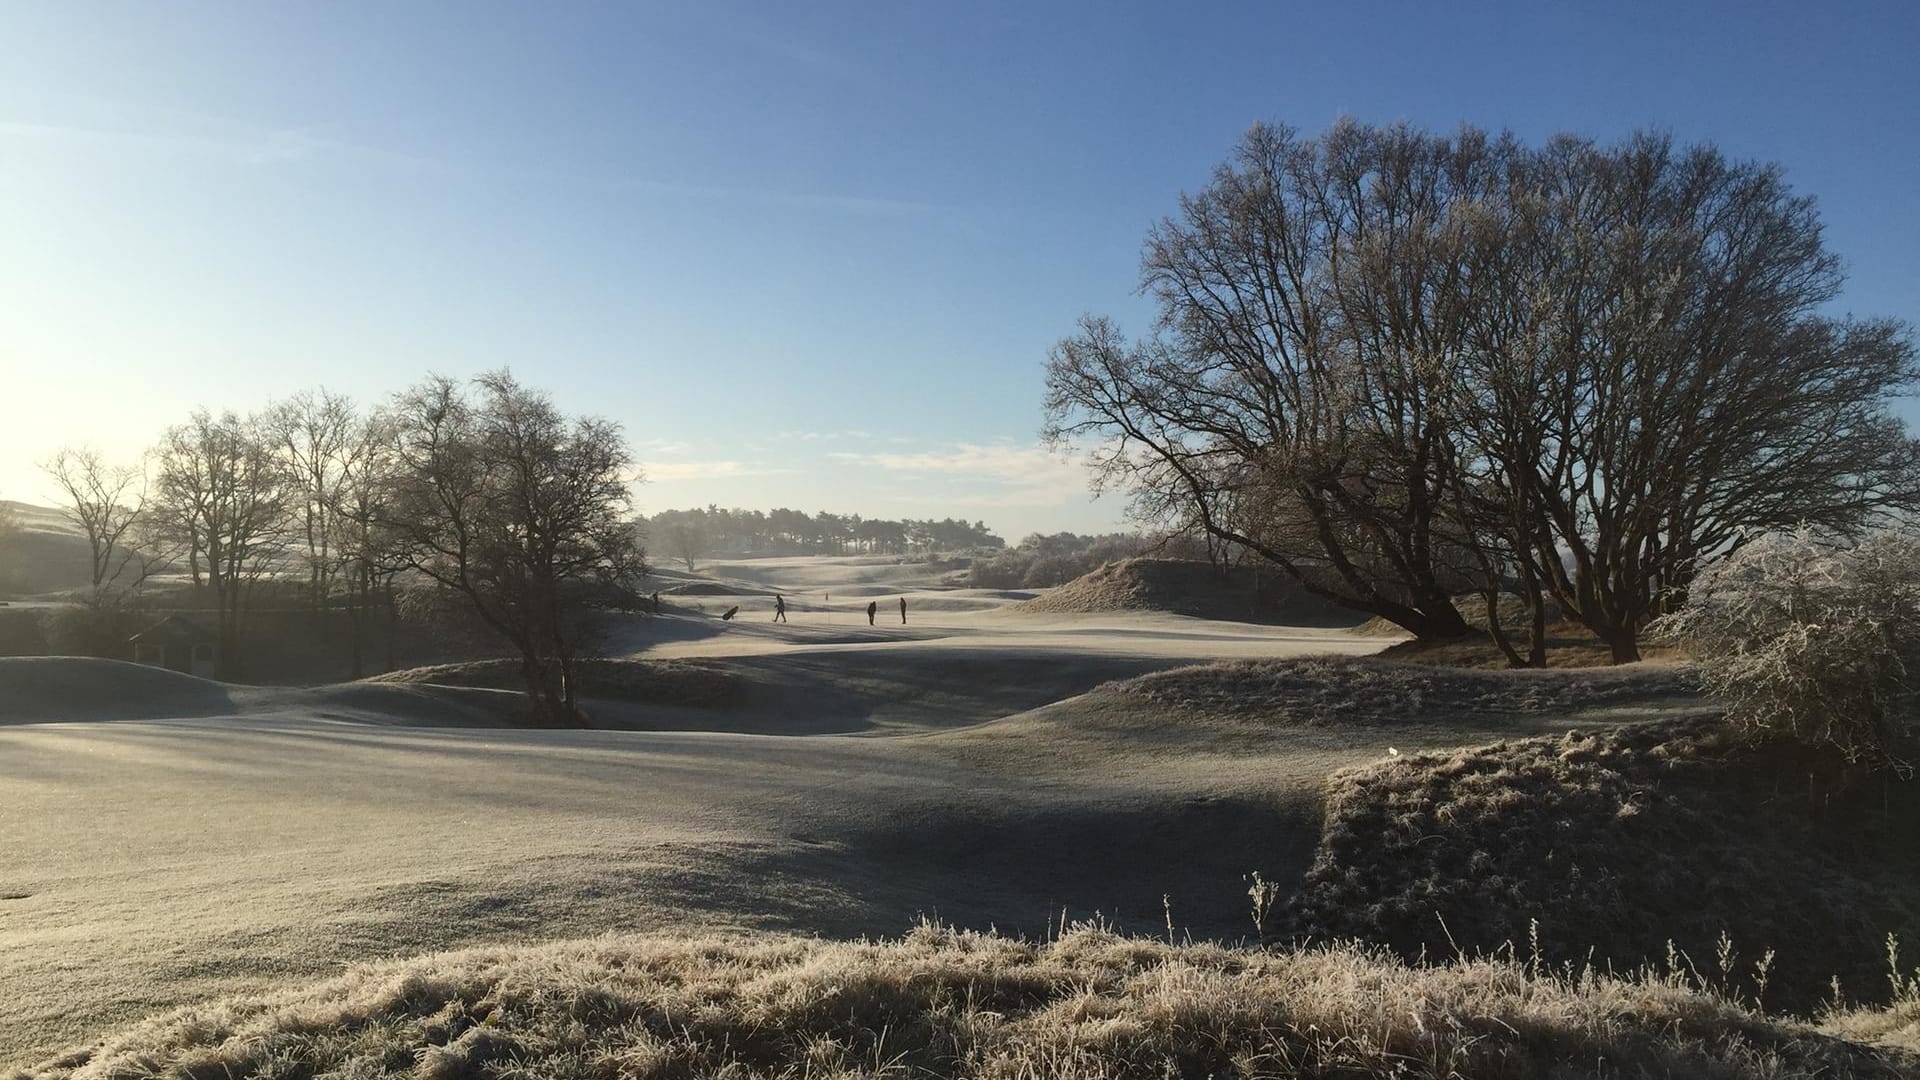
1289 719 1920 1016
1111 654 1697 726
14 922 1916 1080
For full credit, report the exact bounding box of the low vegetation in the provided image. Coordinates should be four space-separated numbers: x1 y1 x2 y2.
16 922 1916 1080
1288 719 1920 1015
1656 528 1920 769
1111 655 1696 727
965 531 1162 589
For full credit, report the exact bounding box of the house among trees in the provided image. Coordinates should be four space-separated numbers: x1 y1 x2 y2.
128 615 221 678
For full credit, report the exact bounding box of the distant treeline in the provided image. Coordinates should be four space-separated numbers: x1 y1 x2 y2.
648 507 1003 567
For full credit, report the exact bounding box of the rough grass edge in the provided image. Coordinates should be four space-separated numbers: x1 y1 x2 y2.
12 921 1916 1080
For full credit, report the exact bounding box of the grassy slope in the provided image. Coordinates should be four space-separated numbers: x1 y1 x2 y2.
0 651 1688 1064
368 658 749 709
1107 655 1698 726
1015 558 1357 626
1288 719 1920 1015
13 924 1914 1080
20 633 1908 1072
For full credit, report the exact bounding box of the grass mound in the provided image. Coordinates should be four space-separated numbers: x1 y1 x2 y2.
1015 558 1354 625
1111 655 1697 726
15 923 1913 1080
368 658 744 708
1288 719 1920 1014
661 581 775 597
0 656 235 723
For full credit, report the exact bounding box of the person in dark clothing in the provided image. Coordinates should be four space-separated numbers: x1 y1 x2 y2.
773 594 788 623
651 592 660 615
866 600 878 626
899 596 908 624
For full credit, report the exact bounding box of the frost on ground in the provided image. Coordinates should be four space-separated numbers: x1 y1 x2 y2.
14 924 1915 1080
1109 654 1699 726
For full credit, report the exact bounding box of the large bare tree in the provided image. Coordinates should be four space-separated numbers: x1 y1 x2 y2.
1460 133 1920 661
651 507 709 571
149 410 295 677
1048 119 1920 658
1046 121 1508 638
330 410 406 678
42 447 149 591
383 371 645 724
266 389 358 608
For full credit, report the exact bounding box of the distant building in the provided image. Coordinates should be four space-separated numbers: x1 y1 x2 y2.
128 615 221 678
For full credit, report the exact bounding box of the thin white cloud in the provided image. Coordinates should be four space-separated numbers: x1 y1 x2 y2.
829 442 1069 476
0 117 439 171
777 429 878 442
2 113 926 217
689 7 867 84
242 127 325 164
828 441 1092 506
645 460 796 481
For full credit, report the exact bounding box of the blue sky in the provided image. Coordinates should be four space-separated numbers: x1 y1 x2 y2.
2 1 1916 539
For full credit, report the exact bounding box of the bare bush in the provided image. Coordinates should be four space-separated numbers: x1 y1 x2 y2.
40 589 145 658
1655 529 1920 768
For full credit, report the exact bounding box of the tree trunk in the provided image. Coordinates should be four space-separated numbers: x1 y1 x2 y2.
346 576 365 681
1601 625 1642 664
1520 564 1548 668
382 578 398 674
559 652 579 722
1483 590 1527 669
520 652 579 726
1402 598 1472 639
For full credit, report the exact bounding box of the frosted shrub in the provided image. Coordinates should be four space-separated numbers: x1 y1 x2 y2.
1654 529 1920 769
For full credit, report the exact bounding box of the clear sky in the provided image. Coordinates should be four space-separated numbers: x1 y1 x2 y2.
2 1 1916 539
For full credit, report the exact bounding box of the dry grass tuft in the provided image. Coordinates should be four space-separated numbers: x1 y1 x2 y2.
13 923 1916 1080
1289 719 1920 1014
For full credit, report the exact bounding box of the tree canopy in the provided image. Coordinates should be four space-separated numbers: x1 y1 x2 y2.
1046 119 1920 662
